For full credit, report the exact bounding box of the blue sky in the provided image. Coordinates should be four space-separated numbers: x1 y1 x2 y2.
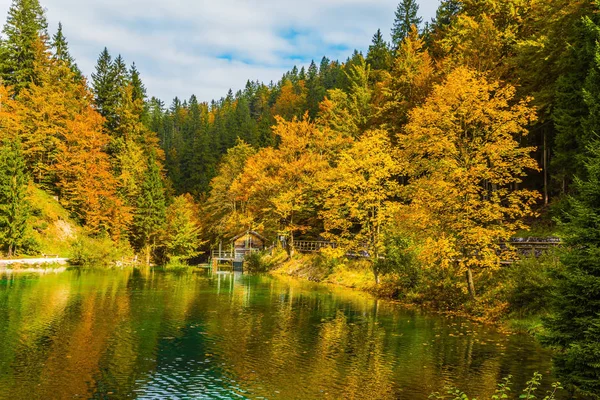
0 0 438 103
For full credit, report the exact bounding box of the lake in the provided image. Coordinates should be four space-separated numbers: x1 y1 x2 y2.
0 269 558 399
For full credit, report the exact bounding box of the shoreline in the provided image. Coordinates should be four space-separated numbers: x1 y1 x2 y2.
268 260 544 336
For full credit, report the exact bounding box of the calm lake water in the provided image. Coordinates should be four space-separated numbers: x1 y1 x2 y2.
0 269 559 399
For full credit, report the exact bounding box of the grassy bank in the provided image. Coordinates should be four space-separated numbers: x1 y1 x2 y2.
0 185 132 267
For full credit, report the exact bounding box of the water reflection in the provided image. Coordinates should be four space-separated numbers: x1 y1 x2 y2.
0 269 557 399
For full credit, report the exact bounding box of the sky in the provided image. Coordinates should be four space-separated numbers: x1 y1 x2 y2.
0 0 439 104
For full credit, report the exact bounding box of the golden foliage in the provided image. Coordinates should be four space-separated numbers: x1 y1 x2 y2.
399 67 540 292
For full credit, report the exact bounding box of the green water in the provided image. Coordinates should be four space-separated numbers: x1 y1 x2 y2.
0 269 558 399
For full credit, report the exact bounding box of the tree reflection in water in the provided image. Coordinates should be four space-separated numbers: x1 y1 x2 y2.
0 270 557 399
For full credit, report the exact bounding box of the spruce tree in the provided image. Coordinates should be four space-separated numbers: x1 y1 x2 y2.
112 54 128 90
50 22 81 78
92 48 116 123
432 0 462 30
0 138 29 257
129 62 146 102
366 29 391 71
132 154 166 265
543 140 600 397
391 0 422 49
0 0 48 92
306 60 323 118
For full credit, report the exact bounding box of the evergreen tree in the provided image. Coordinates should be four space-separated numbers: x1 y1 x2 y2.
431 0 462 31
132 154 166 265
0 138 29 257
129 63 146 102
0 0 48 92
543 140 600 397
391 0 422 49
366 29 391 71
305 60 323 118
92 48 116 125
112 54 128 91
50 22 81 78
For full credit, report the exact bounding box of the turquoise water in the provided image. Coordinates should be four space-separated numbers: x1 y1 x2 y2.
0 269 558 399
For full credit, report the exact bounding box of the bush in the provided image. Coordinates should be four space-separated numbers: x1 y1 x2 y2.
375 235 421 290
70 236 131 266
501 254 561 317
245 248 287 273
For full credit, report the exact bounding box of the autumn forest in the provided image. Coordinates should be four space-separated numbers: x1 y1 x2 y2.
1 0 600 397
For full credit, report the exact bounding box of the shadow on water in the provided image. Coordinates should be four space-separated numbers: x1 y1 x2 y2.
0 269 560 399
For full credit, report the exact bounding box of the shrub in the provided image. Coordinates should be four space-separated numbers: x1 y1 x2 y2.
245 248 287 273
375 234 421 290
501 253 561 317
70 235 131 266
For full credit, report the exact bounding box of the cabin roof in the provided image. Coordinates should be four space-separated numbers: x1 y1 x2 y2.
231 230 267 243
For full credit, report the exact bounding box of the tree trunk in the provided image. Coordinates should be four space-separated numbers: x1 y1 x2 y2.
543 130 548 205
373 260 380 285
466 266 476 299
145 246 151 266
7 244 13 258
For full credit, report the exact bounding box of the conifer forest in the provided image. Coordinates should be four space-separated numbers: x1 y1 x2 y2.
0 0 600 399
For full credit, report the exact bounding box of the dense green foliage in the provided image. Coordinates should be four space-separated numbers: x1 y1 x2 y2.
542 141 600 397
132 155 166 264
0 139 29 256
0 0 47 92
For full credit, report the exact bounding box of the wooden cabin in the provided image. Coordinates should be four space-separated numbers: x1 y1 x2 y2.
232 231 267 261
212 230 268 263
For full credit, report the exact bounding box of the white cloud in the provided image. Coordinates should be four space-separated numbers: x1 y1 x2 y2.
0 0 439 103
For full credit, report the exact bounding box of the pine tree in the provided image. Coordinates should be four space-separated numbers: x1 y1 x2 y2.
432 0 462 31
132 154 166 265
129 62 146 103
305 60 323 118
0 138 29 257
92 48 116 126
0 0 48 93
542 140 600 397
391 0 422 49
50 22 81 78
366 29 391 71
112 54 128 91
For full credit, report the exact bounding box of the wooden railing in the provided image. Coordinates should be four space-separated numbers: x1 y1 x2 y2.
211 248 261 261
211 251 235 260
291 238 562 260
293 240 337 253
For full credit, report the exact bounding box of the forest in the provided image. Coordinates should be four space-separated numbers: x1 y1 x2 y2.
0 0 599 397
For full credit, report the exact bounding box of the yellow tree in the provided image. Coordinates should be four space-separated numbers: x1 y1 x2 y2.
399 67 540 298
375 26 436 133
164 194 205 262
320 130 401 283
271 79 306 120
16 42 80 186
236 116 350 252
204 139 257 240
112 84 164 208
318 57 372 137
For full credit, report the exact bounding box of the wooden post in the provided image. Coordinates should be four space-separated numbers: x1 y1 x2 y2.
543 130 548 205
